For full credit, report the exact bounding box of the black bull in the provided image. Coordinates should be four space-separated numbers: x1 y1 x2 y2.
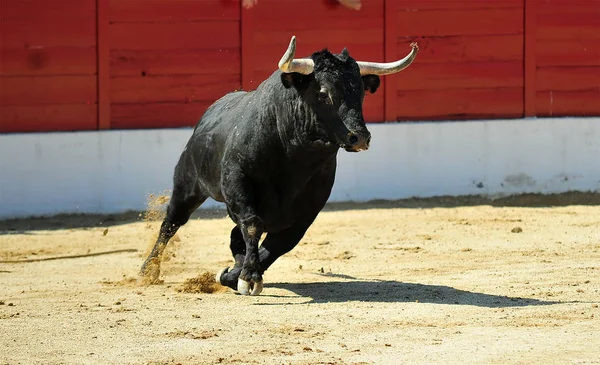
140 36 418 295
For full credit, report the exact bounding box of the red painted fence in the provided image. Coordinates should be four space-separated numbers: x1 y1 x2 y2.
1 0 98 132
0 0 598 133
529 0 600 117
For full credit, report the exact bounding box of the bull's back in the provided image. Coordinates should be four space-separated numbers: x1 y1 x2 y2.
180 90 253 201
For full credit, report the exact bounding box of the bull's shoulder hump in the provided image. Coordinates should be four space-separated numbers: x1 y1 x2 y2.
196 91 245 123
213 90 247 107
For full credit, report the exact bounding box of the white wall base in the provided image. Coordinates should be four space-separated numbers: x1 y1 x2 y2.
1 117 598 219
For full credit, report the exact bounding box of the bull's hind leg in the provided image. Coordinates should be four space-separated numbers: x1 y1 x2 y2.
139 185 206 282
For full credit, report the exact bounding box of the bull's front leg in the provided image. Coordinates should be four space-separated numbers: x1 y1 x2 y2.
221 169 264 295
237 219 264 295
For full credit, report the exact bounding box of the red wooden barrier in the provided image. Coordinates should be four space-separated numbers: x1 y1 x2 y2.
107 0 241 130
534 0 600 117
0 0 98 133
97 0 110 130
1 0 598 133
389 0 525 121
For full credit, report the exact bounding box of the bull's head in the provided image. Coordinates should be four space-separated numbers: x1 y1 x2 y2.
278 36 418 152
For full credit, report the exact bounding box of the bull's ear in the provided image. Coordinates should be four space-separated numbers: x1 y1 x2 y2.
362 75 380 94
281 72 310 89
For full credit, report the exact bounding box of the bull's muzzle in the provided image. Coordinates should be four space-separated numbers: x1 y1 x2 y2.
345 131 371 152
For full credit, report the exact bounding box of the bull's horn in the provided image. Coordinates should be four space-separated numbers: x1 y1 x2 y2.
278 36 315 75
357 42 419 76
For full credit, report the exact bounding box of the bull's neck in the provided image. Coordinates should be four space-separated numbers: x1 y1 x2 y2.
273 96 339 161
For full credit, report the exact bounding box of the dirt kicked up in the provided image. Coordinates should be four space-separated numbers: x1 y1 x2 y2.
1 192 599 365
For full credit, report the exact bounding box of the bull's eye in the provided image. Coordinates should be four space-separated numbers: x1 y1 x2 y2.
317 90 331 104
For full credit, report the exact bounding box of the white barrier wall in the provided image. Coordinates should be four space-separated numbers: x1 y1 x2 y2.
1 117 599 219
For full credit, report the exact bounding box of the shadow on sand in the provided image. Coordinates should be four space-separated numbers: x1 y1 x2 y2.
263 278 561 308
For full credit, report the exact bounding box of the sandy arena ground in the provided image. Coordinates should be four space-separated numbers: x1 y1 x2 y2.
1 193 599 365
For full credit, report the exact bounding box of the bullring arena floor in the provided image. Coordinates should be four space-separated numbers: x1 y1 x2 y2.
1 193 599 364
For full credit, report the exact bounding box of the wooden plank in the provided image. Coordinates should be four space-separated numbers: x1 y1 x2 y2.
536 66 600 92
245 0 383 28
393 88 523 120
536 38 600 67
110 74 240 104
536 8 600 40
536 1 600 14
0 0 96 48
98 0 111 130
109 22 240 50
384 0 398 122
252 29 383 51
396 35 523 64
396 8 524 37
249 41 382 63
524 0 537 117
0 47 96 76
537 26 600 41
0 0 96 21
0 76 97 106
251 14 383 32
0 21 97 49
109 0 240 22
0 104 97 133
536 89 600 117
241 0 254 90
390 61 523 91
110 48 240 77
110 101 212 129
397 0 522 11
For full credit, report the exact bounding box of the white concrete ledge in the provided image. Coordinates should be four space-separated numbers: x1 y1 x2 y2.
1 117 599 219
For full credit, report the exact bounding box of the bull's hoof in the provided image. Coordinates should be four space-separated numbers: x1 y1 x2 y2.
215 267 230 285
216 266 243 291
217 266 263 294
138 258 162 285
237 278 263 296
